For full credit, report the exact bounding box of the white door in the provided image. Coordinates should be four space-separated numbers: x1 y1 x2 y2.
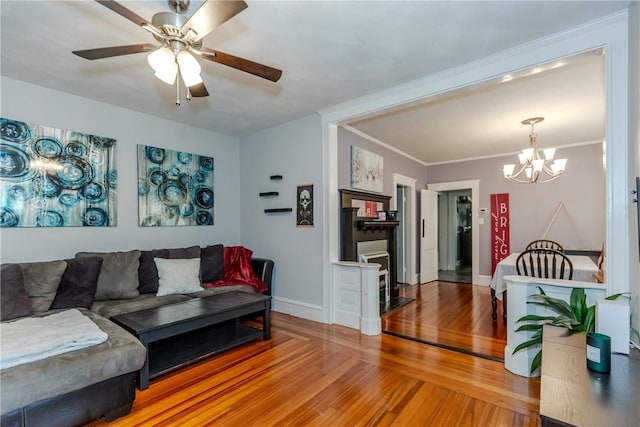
396 186 406 283
420 189 438 283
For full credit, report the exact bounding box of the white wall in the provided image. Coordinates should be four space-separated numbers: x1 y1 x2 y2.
239 114 325 321
0 77 242 263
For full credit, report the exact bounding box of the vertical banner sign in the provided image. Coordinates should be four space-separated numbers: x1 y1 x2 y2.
491 193 510 275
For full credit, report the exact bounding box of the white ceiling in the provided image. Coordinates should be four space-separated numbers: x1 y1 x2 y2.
0 1 627 162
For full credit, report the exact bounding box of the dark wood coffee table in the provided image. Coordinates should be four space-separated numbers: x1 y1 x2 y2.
111 291 271 390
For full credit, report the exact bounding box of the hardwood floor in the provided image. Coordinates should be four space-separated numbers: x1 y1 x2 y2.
383 281 507 361
92 311 539 426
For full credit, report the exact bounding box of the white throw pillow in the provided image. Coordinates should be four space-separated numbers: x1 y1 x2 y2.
154 258 202 296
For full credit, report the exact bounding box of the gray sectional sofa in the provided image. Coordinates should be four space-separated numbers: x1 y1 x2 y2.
0 244 274 427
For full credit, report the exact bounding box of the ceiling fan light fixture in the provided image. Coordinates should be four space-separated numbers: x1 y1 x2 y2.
155 61 178 85
177 51 202 86
147 47 175 73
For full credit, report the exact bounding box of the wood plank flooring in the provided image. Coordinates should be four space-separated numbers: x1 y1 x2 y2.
92 311 539 426
383 281 507 360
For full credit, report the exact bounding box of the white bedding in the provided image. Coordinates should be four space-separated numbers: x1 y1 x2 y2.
0 309 108 370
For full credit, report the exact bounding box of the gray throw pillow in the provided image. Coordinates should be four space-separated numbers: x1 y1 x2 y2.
168 246 201 259
19 260 67 313
1 264 33 320
76 250 141 300
201 244 224 283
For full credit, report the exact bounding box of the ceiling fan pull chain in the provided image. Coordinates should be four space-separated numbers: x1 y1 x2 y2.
186 86 192 102
176 79 181 106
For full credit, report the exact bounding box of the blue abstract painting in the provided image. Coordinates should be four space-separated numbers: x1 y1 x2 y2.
137 144 214 226
0 118 117 227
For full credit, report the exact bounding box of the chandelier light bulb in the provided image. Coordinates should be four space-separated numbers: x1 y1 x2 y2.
503 164 516 178
521 148 535 162
543 148 556 161
554 158 568 172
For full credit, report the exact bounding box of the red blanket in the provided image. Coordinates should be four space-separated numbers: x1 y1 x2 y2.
202 246 267 293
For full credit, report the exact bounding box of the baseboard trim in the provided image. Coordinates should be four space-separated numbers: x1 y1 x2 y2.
477 275 491 286
272 297 325 323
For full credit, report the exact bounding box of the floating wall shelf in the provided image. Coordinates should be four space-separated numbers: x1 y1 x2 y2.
270 175 283 180
259 192 279 197
264 208 292 213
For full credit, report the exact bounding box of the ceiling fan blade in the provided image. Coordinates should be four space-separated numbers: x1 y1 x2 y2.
72 44 156 60
189 82 209 98
95 0 150 26
200 48 282 82
181 0 248 42
94 0 164 38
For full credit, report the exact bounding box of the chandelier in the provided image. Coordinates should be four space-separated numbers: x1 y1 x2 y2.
503 117 567 183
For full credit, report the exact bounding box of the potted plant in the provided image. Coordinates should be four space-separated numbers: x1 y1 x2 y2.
513 286 625 374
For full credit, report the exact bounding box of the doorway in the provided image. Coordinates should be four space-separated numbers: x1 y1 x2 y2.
437 190 472 283
391 173 417 285
425 180 479 285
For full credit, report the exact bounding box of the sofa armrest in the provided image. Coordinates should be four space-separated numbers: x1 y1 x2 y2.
251 258 274 296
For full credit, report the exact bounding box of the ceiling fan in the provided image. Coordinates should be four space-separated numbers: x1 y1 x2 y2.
73 0 282 104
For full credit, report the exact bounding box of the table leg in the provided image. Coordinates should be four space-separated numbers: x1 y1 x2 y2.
491 288 497 321
138 341 150 390
503 290 507 322
263 302 271 340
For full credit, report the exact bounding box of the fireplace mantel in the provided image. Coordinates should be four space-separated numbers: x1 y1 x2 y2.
339 189 399 299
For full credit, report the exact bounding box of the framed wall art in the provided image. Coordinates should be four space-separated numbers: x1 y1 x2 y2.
296 184 313 226
0 117 117 227
351 145 383 193
137 144 214 227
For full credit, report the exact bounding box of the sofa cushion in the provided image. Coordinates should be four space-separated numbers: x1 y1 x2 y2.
155 258 202 296
167 245 200 259
1 264 32 321
19 261 67 313
137 249 170 294
201 244 224 283
0 309 145 415
76 250 141 301
50 257 103 310
90 293 192 318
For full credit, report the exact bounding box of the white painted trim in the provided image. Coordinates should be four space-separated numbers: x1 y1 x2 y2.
272 296 325 323
324 122 339 324
426 140 603 167
477 275 492 286
392 173 417 285
428 180 480 285
342 125 428 166
321 12 630 322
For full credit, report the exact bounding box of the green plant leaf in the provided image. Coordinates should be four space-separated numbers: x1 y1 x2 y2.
515 324 544 332
548 316 580 329
527 296 575 319
513 337 543 355
530 350 542 374
570 288 586 324
583 306 596 332
516 315 558 323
